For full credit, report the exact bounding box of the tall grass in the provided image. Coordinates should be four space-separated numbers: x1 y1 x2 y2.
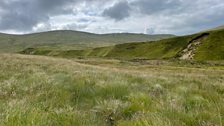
0 54 223 126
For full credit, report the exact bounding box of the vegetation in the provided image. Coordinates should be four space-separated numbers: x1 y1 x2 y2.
22 28 224 60
0 54 224 126
194 30 224 60
0 30 174 53
1 25 224 126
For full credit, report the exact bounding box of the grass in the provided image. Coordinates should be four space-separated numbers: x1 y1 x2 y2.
194 29 224 60
22 28 224 61
0 30 174 53
0 54 224 126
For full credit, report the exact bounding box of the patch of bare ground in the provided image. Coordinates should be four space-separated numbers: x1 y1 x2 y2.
180 33 209 60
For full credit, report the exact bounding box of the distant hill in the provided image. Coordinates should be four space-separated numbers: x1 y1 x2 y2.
0 30 174 52
22 28 224 60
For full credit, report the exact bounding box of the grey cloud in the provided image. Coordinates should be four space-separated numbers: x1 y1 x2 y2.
0 0 112 32
0 0 48 31
101 0 182 21
131 0 182 15
102 0 131 21
63 23 89 30
0 0 93 31
0 0 223 35
77 18 95 23
126 0 224 35
165 0 224 34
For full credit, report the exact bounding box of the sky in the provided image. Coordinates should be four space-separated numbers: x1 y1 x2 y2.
0 0 223 35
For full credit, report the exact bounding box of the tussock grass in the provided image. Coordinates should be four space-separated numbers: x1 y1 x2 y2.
0 54 224 126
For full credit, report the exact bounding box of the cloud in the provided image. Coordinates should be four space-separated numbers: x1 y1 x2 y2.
0 0 74 31
62 23 89 30
131 0 182 15
102 0 131 21
0 0 223 35
0 0 110 32
0 0 90 31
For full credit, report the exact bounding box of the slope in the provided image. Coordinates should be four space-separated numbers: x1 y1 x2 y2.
0 30 174 53
22 28 224 60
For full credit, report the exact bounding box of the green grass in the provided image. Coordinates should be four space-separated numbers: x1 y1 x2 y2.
194 30 224 60
0 30 174 53
22 29 224 61
20 36 191 59
0 54 224 126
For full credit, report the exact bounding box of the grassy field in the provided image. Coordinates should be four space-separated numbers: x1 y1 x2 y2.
0 30 174 53
22 28 224 61
0 54 223 126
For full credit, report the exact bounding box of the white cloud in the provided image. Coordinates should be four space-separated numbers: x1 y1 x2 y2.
0 0 223 35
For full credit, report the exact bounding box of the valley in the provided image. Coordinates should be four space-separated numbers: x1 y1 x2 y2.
0 26 223 126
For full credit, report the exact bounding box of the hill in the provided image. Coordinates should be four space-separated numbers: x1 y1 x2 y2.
22 28 224 60
0 30 174 53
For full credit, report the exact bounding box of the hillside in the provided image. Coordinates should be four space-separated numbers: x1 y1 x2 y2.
0 30 174 53
22 29 224 60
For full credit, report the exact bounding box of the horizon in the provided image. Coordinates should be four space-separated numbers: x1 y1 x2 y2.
0 29 175 36
0 24 222 36
0 0 223 35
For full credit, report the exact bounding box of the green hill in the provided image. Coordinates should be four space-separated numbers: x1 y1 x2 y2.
0 30 174 53
22 28 224 61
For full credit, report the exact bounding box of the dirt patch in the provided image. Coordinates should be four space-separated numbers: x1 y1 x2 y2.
179 33 209 60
